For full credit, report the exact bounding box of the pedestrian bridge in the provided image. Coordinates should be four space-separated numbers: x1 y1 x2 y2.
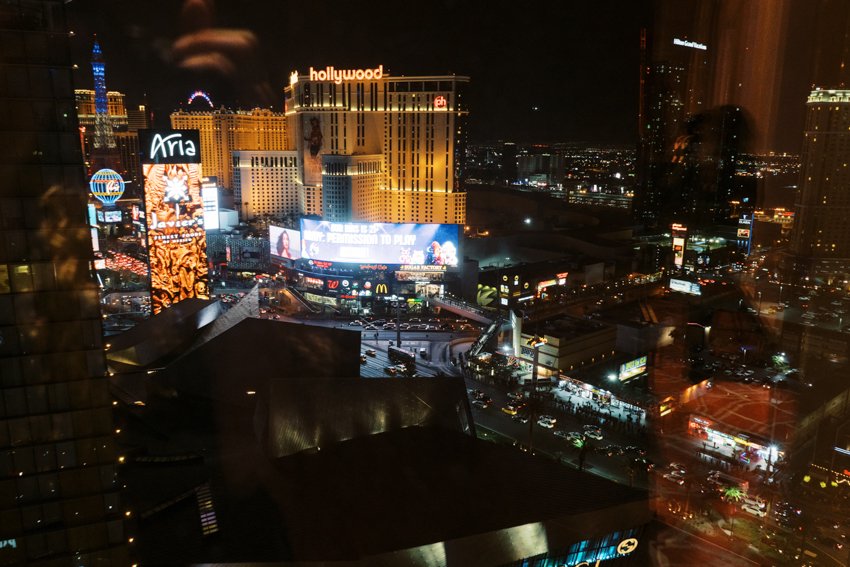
430 296 494 325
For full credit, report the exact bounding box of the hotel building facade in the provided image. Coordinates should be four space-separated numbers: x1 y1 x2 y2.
787 89 850 285
170 108 287 191
232 150 300 219
284 67 469 224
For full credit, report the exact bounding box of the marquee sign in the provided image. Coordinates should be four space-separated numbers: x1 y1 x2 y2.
139 130 200 164
308 65 385 83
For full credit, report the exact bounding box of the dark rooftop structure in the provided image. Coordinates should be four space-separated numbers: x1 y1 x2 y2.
527 315 612 341
117 318 649 566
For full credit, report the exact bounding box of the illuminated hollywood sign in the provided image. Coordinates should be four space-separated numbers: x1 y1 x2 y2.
309 65 385 84
673 38 707 51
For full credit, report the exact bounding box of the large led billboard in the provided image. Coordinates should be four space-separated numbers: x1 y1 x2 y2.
619 355 648 382
669 278 701 296
141 129 208 315
300 220 460 266
269 225 302 261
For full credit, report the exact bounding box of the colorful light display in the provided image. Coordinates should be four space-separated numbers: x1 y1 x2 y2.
89 169 126 205
141 129 208 314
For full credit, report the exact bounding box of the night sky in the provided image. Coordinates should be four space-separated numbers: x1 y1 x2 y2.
69 0 649 145
68 0 842 151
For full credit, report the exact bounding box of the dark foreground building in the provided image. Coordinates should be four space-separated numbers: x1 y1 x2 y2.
0 2 127 564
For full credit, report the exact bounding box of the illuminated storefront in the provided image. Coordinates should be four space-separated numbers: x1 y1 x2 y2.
688 415 782 469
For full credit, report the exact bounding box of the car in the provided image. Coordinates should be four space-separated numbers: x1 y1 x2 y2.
667 462 687 473
512 414 529 424
501 405 519 416
349 320 363 326
624 446 647 457
740 503 766 518
468 389 487 400
472 399 491 409
360 354 367 364
553 430 571 440
507 391 524 402
384 366 398 375
539 414 557 424
663 471 686 485
566 431 585 443
603 444 624 456
365 349 377 356
583 425 603 440
537 418 555 429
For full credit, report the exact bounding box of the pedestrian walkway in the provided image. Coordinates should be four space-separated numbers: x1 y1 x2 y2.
552 387 648 428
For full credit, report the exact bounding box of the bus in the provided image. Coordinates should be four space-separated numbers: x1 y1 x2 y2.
388 346 416 369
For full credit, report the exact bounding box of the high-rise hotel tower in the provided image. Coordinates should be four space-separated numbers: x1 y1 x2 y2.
285 66 469 224
788 89 850 284
0 1 127 564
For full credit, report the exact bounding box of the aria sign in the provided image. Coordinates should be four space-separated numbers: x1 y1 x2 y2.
139 130 201 164
308 65 385 84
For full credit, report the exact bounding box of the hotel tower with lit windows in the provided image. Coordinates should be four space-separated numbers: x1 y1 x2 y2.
787 89 850 285
284 66 469 224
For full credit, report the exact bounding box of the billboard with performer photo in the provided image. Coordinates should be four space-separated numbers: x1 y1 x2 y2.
269 225 302 261
299 220 460 267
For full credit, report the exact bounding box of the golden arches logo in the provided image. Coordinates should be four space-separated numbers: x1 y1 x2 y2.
375 283 388 295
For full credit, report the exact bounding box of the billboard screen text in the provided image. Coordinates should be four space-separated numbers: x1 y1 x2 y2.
300 220 460 267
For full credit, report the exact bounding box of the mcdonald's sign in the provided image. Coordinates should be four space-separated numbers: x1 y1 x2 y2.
375 283 389 295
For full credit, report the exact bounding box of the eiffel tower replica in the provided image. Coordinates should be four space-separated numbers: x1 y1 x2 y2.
88 36 121 173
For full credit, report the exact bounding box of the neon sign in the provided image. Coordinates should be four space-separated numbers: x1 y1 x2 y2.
673 38 707 51
434 95 447 109
289 70 299 85
140 130 201 164
309 65 385 84
149 133 197 160
89 169 125 205
187 90 213 108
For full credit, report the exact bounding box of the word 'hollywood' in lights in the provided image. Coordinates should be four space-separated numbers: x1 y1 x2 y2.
187 90 214 108
89 169 125 205
308 65 385 84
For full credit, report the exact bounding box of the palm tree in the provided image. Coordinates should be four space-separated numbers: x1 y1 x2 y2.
723 486 744 537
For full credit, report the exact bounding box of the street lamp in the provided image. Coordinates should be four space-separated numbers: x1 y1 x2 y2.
526 334 548 454
757 290 763 314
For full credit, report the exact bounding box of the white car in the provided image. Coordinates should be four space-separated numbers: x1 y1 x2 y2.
537 418 555 429
741 503 766 518
668 462 687 475
583 426 603 440
663 471 686 485
539 414 557 425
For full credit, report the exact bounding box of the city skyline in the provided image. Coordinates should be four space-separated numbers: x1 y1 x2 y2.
8 1 850 565
67 0 850 152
